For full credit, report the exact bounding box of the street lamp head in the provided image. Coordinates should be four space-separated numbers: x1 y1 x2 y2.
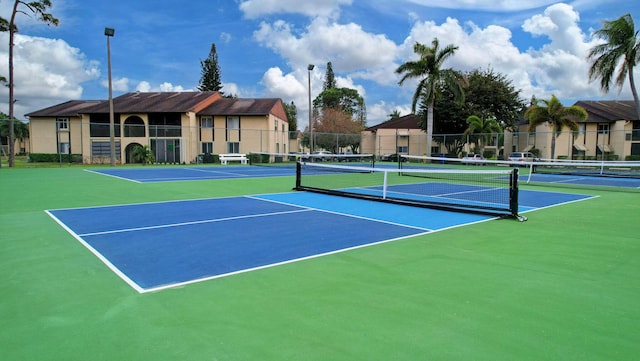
104 27 115 37
307 64 314 71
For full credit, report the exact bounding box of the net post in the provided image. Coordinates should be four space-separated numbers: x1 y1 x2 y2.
295 161 302 190
510 168 520 219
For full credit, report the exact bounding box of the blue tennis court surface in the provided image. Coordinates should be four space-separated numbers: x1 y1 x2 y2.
47 187 594 293
525 173 640 188
88 165 640 189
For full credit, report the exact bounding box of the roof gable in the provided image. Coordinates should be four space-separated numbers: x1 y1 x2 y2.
365 114 422 131
198 98 287 120
573 100 638 122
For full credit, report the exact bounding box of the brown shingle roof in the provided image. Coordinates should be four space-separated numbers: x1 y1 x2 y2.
26 100 104 117
198 98 287 120
365 114 422 131
573 100 638 122
82 91 221 113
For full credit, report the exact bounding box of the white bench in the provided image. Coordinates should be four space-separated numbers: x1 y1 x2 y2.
219 153 247 165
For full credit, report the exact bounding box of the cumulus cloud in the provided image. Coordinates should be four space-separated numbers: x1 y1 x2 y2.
101 77 130 92
0 34 99 119
254 17 397 74
134 81 190 92
240 0 351 19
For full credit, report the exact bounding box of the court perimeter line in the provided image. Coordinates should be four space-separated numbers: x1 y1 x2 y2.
84 169 144 183
45 209 145 293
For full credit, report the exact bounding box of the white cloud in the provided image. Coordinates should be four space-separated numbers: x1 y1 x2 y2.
0 34 99 119
254 17 397 74
101 77 130 92
134 81 190 92
239 0 351 19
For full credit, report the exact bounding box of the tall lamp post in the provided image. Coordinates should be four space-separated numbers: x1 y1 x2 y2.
105 27 116 166
307 64 314 152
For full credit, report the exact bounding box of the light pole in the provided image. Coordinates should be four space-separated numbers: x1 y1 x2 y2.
307 64 314 152
105 27 116 166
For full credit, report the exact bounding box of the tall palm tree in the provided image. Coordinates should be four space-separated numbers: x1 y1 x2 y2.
524 95 587 160
463 115 502 156
588 13 640 120
396 38 464 158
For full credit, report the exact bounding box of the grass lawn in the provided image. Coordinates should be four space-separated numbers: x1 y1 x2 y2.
1 165 639 360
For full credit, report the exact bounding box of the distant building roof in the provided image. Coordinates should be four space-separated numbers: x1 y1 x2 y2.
365 114 422 131
573 100 638 122
25 100 104 117
81 91 221 114
198 98 287 120
26 92 288 120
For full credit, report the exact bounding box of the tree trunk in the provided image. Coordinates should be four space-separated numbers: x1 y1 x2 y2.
8 1 18 167
629 66 640 121
426 100 434 159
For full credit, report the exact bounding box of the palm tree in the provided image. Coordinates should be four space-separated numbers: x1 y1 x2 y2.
396 38 464 158
463 115 502 156
132 145 154 165
588 13 640 120
524 95 587 160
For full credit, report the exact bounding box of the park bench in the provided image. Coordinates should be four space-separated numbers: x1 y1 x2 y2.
219 153 248 165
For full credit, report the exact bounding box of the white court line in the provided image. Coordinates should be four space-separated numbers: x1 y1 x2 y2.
84 169 144 183
78 208 312 236
247 195 434 232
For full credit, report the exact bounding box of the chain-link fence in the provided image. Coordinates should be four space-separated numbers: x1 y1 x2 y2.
20 121 640 166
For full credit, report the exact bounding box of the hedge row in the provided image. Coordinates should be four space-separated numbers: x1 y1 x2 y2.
28 153 83 163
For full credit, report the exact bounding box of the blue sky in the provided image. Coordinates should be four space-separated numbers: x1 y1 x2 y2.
1 0 639 126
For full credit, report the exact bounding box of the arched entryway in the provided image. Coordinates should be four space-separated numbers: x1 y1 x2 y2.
125 142 143 164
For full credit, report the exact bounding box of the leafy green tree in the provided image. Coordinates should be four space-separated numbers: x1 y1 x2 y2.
313 87 366 125
396 38 465 156
421 68 525 156
313 108 365 153
524 95 588 160
198 43 224 93
463 68 525 130
588 13 640 120
284 101 298 133
463 115 502 155
131 145 154 165
323 62 337 91
1 0 58 167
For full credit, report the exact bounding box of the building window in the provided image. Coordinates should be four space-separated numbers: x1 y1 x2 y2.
91 141 121 157
282 123 285 133
227 142 239 153
201 117 213 128
57 118 69 130
227 116 240 129
59 142 70 154
597 123 609 134
397 146 408 153
632 120 640 141
201 142 213 154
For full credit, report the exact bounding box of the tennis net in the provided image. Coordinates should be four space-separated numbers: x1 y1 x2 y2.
295 161 523 220
250 152 375 168
399 154 640 190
